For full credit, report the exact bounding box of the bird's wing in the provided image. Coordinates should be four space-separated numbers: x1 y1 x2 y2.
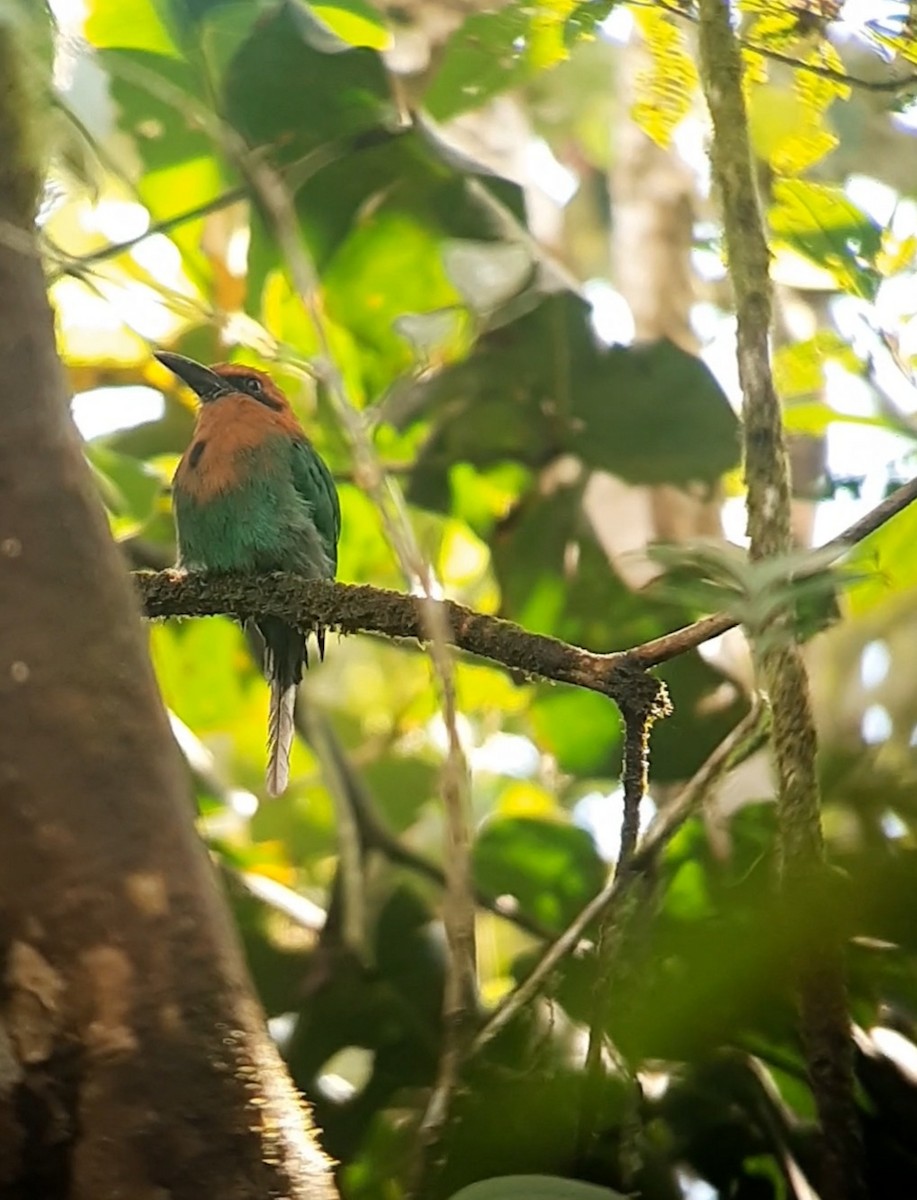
291 437 341 574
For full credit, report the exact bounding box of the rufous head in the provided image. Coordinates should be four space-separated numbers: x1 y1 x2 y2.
155 352 291 413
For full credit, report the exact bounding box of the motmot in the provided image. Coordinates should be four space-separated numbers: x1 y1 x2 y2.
156 352 341 797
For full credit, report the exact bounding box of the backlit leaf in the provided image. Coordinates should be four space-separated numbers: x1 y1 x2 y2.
631 6 698 147
768 179 882 299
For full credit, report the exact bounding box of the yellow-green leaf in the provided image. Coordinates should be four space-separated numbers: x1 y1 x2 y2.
309 1 391 51
84 0 181 56
631 7 698 148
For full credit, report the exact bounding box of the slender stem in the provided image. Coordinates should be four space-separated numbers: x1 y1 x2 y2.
696 2 865 1197
291 697 555 941
642 0 917 95
45 188 247 282
295 697 367 960
233 149 476 1192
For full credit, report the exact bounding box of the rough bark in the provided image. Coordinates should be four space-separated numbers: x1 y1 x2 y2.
0 19 337 1200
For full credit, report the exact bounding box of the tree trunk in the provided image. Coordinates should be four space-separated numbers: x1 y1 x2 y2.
0 17 337 1200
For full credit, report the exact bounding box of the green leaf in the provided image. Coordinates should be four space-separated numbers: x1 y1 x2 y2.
773 330 862 402
423 0 617 121
443 240 533 313
846 496 917 616
85 441 161 537
196 0 271 76
323 210 464 394
769 180 882 300
222 2 392 167
361 755 438 833
97 46 218 173
448 1178 626 1200
529 688 621 776
249 126 525 391
408 294 739 506
291 127 524 274
570 336 739 484
423 6 531 122
473 816 606 931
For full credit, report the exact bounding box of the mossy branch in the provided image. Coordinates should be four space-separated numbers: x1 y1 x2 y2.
696 2 865 1198
135 570 671 719
133 458 917 705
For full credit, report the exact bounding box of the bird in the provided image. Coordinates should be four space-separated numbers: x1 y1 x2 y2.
155 351 341 797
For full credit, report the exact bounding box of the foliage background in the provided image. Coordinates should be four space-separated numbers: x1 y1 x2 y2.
31 0 917 1196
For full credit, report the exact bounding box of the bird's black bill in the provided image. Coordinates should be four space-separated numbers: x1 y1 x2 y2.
154 351 230 402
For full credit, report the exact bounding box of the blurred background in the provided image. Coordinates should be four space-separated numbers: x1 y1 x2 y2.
28 0 917 1195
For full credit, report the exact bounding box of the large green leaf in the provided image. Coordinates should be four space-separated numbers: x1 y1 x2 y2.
245 125 524 304
98 48 212 171
322 210 465 393
221 1 392 166
247 125 525 393
449 1178 626 1200
361 754 438 833
423 6 531 122
408 293 739 508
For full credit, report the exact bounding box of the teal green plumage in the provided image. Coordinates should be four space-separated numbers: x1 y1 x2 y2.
172 439 339 579
157 353 340 795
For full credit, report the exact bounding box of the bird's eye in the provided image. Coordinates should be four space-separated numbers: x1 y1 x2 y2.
244 376 263 395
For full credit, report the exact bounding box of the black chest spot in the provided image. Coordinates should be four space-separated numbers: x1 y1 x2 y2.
188 440 206 469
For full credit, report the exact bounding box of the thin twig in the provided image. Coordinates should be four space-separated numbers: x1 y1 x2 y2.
233 147 475 1189
45 127 400 285
469 703 769 1058
44 188 247 282
295 696 367 960
696 2 865 1196
744 41 917 94
645 0 917 95
291 695 556 941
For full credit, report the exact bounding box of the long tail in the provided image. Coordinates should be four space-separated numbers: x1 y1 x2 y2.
258 617 307 797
